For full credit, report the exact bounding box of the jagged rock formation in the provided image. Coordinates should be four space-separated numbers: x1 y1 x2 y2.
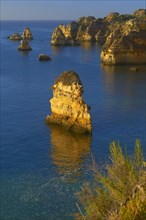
38 54 51 61
8 33 22 40
100 18 146 64
18 39 32 51
51 9 146 65
46 71 92 134
51 11 138 46
22 27 33 40
51 22 80 46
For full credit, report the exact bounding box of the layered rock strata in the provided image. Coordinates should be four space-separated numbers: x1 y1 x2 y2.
22 27 33 40
51 9 146 65
100 18 146 64
18 39 32 51
46 71 92 134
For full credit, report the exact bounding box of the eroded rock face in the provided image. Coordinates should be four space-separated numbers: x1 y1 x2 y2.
100 18 146 64
51 9 146 65
51 23 80 46
51 11 138 46
8 33 22 40
46 71 92 134
22 28 33 40
18 39 32 51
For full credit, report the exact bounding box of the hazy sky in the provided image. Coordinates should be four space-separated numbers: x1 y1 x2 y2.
1 0 145 21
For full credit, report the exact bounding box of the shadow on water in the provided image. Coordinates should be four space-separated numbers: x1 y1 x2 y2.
48 124 92 183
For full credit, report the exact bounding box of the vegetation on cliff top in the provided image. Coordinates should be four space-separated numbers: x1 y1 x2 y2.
76 140 146 220
55 71 82 86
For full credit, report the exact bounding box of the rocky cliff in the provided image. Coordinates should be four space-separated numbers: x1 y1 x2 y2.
101 17 146 64
46 71 92 134
51 11 137 46
22 27 33 40
51 9 146 65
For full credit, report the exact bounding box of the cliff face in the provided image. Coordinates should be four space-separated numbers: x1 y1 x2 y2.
46 71 92 134
51 22 80 46
51 12 137 46
51 9 146 65
22 28 33 40
100 18 146 64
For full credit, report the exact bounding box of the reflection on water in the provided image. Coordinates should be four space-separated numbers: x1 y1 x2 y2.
101 64 146 97
51 46 64 56
81 42 98 51
48 124 91 182
18 50 31 56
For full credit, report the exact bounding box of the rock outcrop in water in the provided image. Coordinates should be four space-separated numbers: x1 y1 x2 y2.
51 9 146 65
46 71 92 134
18 39 32 51
22 27 33 40
38 54 52 61
8 33 22 40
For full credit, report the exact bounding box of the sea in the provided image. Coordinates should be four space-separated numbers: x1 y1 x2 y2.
0 20 146 220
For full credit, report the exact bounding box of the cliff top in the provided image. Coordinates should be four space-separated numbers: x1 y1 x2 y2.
54 71 82 86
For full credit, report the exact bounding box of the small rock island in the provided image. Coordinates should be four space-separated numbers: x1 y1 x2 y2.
51 9 146 65
8 27 33 41
46 71 92 134
8 33 22 40
22 27 33 40
38 54 52 61
18 39 32 51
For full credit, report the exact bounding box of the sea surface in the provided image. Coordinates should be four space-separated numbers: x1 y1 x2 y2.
0 21 146 220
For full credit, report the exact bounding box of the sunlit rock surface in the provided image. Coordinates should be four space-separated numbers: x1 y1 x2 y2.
100 18 146 64
51 9 146 64
8 33 22 40
18 39 32 51
22 27 33 40
46 71 92 134
51 10 144 46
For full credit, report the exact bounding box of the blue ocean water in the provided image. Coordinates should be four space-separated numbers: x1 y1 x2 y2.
0 21 146 220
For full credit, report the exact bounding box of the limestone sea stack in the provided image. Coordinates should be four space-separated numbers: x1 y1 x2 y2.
46 71 92 134
51 22 80 46
100 18 146 65
18 39 32 51
8 33 22 40
22 27 33 40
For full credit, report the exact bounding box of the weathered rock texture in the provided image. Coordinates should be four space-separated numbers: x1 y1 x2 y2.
51 9 146 65
8 33 22 40
101 18 146 64
38 54 51 61
18 39 32 51
22 27 33 40
46 71 92 134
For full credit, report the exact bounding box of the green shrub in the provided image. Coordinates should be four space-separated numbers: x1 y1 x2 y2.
76 140 146 220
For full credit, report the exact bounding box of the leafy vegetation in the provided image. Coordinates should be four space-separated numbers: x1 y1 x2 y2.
76 140 146 220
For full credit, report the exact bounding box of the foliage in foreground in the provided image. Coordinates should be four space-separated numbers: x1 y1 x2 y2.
76 140 146 220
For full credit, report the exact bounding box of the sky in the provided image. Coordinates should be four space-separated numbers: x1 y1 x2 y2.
1 0 145 21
